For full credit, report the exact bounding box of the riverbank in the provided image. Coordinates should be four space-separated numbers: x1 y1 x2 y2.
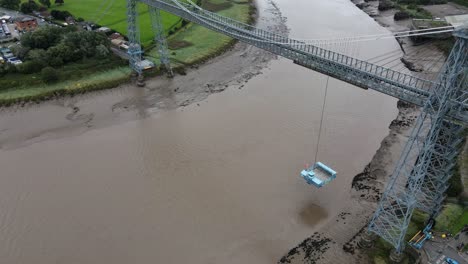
0 0 286 149
0 0 255 107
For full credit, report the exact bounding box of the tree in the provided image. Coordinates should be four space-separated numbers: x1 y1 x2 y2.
26 49 48 62
54 0 63 5
0 0 21 10
16 60 43 74
95 44 109 58
20 0 39 13
10 44 30 60
62 30 109 58
46 43 77 63
50 9 72 20
21 26 65 49
41 67 58 83
20 2 34 14
39 0 50 7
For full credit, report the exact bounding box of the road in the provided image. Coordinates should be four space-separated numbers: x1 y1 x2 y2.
110 46 129 59
424 233 468 264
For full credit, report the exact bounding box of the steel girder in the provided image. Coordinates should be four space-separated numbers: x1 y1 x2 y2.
126 0 143 74
368 32 467 254
416 119 464 217
136 0 468 121
149 6 173 76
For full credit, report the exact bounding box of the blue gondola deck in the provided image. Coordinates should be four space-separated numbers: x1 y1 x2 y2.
301 162 337 187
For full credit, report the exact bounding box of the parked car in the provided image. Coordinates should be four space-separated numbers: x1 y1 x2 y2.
446 257 459 264
3 52 14 59
7 57 22 65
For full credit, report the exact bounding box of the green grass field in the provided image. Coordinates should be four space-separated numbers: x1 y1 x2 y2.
40 0 185 45
148 0 251 65
435 204 468 234
452 0 468 7
0 66 131 101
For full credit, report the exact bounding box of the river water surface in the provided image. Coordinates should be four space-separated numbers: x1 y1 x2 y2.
0 0 401 263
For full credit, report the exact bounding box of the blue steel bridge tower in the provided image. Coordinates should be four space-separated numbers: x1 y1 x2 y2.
368 29 467 259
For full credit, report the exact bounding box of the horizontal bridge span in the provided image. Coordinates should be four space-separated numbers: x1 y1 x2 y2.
139 0 467 122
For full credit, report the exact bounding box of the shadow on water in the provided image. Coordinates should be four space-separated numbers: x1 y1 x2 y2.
299 202 329 227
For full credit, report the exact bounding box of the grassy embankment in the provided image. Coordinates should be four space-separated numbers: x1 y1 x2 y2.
148 0 252 66
451 0 468 7
0 0 253 105
49 0 184 46
397 3 432 19
369 205 468 264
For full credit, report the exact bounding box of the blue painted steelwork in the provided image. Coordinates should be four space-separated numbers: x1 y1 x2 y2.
301 162 337 188
132 0 468 122
126 0 143 74
408 221 433 249
148 6 173 76
368 30 468 255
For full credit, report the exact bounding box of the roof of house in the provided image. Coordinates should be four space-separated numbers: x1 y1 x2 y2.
111 39 124 45
110 32 123 40
16 17 36 23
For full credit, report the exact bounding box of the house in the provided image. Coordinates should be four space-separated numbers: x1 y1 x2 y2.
111 38 124 47
0 15 12 23
15 17 38 32
109 32 124 40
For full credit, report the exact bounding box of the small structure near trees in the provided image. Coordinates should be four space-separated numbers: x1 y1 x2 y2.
15 17 38 32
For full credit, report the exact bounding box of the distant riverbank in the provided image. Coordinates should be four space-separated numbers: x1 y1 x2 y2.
0 0 255 107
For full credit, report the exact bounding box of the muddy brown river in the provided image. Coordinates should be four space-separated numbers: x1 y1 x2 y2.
0 0 402 263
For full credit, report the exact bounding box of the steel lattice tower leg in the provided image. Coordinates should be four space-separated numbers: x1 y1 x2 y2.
126 0 143 75
149 6 173 77
416 119 464 217
368 30 468 256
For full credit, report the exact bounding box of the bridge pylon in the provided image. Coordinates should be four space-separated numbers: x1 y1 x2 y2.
416 119 464 218
149 6 174 77
126 0 143 77
368 29 468 258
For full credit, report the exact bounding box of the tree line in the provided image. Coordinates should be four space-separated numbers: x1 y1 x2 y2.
1 26 111 82
0 0 63 11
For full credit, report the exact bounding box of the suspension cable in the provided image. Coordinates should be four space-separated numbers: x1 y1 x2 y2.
315 76 330 164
